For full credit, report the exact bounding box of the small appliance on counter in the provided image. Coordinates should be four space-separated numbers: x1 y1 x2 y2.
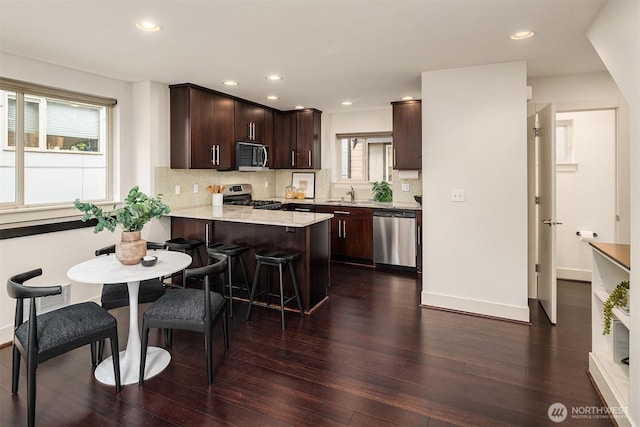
222 184 282 210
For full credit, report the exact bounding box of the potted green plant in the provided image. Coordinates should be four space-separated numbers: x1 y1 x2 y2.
372 181 393 202
602 280 629 335
74 186 170 265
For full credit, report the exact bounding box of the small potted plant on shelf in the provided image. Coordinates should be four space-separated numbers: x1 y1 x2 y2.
372 181 393 202
602 280 629 335
74 186 170 265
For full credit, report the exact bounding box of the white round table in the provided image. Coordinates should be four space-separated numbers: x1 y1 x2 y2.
67 250 192 385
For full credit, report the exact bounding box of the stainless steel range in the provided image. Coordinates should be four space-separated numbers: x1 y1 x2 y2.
222 184 282 210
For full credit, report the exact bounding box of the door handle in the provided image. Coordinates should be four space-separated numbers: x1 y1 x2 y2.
542 219 563 226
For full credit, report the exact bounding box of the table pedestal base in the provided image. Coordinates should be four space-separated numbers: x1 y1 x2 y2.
94 346 170 385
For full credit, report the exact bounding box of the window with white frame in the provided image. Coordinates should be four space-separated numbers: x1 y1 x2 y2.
0 78 114 207
336 132 393 183
556 119 574 163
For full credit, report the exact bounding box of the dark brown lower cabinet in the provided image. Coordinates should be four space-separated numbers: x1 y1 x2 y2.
315 206 373 264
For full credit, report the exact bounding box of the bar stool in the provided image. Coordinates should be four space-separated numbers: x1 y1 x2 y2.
207 243 250 317
165 238 205 287
246 250 304 330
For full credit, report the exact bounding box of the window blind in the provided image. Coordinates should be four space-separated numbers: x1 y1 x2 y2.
46 100 100 139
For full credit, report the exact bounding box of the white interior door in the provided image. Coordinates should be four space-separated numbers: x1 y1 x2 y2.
527 111 538 298
537 103 558 324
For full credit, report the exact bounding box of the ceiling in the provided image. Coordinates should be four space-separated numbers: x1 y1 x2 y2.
0 0 608 113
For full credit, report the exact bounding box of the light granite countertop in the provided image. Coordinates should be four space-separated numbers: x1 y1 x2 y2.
168 205 333 228
277 197 422 210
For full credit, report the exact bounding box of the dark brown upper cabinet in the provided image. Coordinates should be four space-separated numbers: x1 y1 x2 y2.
392 99 422 170
170 84 234 170
273 109 322 169
170 83 318 170
234 100 273 147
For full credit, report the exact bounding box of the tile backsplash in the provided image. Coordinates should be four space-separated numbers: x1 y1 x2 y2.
154 167 329 209
154 167 420 210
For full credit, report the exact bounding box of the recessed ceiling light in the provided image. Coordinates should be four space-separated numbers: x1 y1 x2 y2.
342 101 352 106
223 81 239 86
294 105 305 110
266 75 283 81
135 21 161 32
266 95 279 100
402 96 414 101
510 31 535 40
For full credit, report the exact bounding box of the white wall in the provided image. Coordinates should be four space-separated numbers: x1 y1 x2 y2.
587 1 640 425
421 61 530 322
0 53 166 344
556 110 616 281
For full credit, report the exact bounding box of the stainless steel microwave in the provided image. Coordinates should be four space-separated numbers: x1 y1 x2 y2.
235 141 269 171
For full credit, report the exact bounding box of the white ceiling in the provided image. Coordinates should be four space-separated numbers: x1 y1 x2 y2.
0 0 608 113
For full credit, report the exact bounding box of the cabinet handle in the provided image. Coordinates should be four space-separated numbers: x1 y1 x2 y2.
294 208 311 212
205 223 210 246
308 151 312 167
216 145 220 165
333 211 351 215
343 220 346 238
291 150 295 167
393 148 397 167
211 146 215 164
338 219 342 238
417 225 421 246
253 122 256 140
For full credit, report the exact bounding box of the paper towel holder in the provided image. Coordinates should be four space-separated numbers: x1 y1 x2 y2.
576 231 598 237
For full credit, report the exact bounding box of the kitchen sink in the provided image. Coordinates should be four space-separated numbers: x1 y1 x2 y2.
325 199 367 205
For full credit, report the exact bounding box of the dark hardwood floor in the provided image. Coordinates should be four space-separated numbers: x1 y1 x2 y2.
1 265 612 426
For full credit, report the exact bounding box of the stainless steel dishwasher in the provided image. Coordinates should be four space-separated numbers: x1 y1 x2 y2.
373 209 417 268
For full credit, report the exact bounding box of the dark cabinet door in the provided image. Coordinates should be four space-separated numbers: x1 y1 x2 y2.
273 110 297 168
295 109 322 169
392 100 422 170
316 206 372 263
340 216 373 261
170 85 234 170
213 95 235 170
235 101 272 145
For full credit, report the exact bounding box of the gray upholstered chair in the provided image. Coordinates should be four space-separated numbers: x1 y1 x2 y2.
139 253 229 385
7 269 121 427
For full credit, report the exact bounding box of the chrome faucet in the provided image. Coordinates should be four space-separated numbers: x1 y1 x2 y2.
346 186 355 203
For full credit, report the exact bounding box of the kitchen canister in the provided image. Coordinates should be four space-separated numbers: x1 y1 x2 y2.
212 193 223 206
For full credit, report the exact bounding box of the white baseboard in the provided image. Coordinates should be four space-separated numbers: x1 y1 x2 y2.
557 267 591 282
421 291 530 322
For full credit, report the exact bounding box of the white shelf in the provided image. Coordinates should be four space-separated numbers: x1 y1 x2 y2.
612 307 631 330
594 289 631 329
590 244 631 426
590 351 629 406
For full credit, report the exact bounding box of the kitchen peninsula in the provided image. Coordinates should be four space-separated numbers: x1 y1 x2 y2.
168 206 332 313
